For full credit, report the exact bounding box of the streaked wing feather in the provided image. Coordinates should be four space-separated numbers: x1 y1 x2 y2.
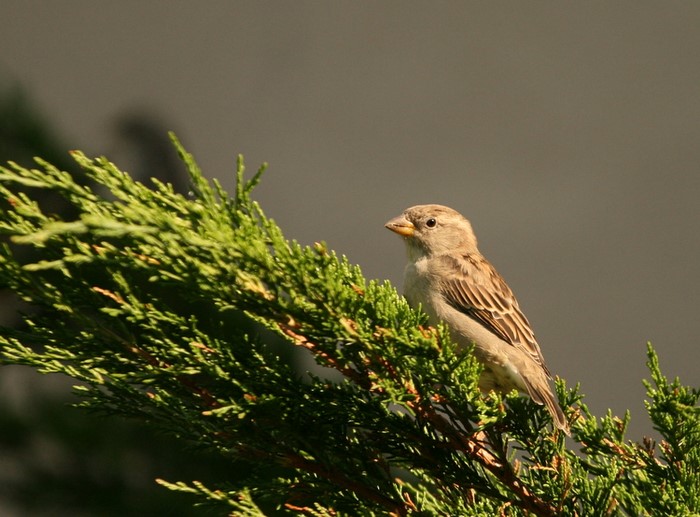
438 254 550 376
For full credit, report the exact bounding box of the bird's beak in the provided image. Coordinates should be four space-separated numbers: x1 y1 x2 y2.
385 215 415 237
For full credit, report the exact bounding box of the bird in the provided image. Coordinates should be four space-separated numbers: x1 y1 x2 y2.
385 204 569 433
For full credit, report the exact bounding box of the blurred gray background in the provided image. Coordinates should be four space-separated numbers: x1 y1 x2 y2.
1 0 698 468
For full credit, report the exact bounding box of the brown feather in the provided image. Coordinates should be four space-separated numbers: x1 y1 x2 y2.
437 253 551 377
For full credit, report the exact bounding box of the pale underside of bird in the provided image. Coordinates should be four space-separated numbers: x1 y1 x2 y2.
385 204 569 434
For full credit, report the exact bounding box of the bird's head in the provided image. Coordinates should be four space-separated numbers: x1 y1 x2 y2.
385 204 478 259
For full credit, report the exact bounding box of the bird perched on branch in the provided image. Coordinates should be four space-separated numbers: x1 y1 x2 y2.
385 204 569 434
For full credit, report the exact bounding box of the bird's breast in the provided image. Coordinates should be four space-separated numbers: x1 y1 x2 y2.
403 257 440 321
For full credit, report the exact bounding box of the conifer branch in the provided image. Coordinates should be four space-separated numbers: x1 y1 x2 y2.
0 135 697 515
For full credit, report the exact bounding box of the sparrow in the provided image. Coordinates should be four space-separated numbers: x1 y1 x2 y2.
385 204 569 433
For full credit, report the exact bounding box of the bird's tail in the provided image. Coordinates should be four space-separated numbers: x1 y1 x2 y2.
524 376 570 435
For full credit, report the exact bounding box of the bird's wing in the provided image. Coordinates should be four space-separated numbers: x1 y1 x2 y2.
437 253 550 376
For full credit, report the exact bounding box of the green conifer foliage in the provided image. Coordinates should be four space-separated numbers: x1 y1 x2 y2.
0 136 697 515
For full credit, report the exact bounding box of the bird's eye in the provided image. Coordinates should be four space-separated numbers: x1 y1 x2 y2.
425 218 437 228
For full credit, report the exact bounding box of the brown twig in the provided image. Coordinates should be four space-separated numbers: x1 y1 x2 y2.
282 451 408 516
405 388 557 517
278 314 557 515
278 320 370 388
